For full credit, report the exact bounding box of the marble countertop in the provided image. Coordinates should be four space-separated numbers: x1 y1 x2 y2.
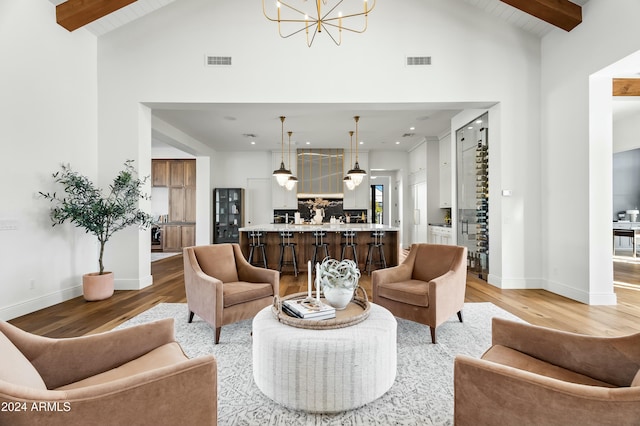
239 223 400 232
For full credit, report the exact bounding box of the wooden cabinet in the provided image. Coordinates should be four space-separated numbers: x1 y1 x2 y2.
163 224 195 251
152 159 197 252
152 160 169 186
168 187 196 223
214 188 244 243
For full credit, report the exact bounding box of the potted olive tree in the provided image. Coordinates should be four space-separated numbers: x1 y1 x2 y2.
40 160 154 301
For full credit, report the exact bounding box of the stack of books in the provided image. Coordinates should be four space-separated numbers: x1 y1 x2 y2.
282 299 336 320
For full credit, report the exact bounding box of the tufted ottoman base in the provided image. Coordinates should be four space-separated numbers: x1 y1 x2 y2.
252 303 397 413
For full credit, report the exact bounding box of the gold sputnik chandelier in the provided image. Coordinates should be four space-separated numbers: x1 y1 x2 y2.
262 0 376 47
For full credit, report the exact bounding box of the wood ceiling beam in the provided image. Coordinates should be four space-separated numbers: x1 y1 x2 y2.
613 79 640 97
56 0 138 32
499 0 582 32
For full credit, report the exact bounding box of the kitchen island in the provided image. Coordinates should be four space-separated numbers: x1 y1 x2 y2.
239 224 400 271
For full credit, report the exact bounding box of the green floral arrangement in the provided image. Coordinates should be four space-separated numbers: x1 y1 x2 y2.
40 160 154 275
318 258 361 291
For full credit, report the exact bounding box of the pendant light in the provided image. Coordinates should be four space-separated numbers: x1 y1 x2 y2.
347 115 367 186
285 131 298 191
272 116 292 186
343 131 355 190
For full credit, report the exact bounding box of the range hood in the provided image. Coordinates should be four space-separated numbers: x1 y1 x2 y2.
296 148 344 199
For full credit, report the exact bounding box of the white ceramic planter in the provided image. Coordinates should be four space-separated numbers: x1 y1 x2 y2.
323 286 354 310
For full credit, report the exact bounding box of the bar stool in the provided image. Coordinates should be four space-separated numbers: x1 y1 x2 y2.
341 230 358 263
247 231 268 268
278 231 298 276
365 230 387 275
311 230 330 265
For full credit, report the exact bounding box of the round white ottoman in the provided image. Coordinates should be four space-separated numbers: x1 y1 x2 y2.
252 303 397 413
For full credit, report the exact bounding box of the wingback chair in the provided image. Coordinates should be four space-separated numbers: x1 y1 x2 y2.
454 318 640 425
0 318 217 426
372 243 467 343
183 243 279 344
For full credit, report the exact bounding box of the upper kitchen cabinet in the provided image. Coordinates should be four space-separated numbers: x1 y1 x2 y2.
439 137 452 208
152 160 169 187
409 142 427 174
169 159 196 187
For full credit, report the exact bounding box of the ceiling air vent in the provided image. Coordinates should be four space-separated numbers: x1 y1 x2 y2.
206 56 232 66
406 56 431 66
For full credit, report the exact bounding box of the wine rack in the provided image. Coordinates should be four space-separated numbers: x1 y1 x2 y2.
475 128 489 279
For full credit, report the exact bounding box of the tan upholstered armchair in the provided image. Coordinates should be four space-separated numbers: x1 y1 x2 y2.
0 318 217 426
372 243 467 343
183 243 279 344
454 318 640 426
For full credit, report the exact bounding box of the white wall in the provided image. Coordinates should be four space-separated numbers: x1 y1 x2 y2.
0 1 98 319
541 0 640 304
614 111 640 153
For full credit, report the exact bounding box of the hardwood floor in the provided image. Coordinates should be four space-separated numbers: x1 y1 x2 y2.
8 254 640 338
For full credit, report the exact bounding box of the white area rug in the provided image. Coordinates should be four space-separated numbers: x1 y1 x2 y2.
117 302 522 425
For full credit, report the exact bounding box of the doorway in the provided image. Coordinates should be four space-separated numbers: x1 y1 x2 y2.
371 184 384 224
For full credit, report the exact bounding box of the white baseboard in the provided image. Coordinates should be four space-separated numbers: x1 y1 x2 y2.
0 286 83 321
486 273 543 290
114 274 153 290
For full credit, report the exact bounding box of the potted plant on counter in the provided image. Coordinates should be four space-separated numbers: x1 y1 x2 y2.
318 257 361 310
40 160 154 301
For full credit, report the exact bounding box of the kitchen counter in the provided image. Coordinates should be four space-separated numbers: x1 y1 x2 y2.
239 223 400 232
238 224 399 269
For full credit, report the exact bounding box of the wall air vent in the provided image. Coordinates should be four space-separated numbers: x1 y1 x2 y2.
406 56 431 66
206 56 232 66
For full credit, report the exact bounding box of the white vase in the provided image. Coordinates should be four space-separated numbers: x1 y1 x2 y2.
323 286 354 310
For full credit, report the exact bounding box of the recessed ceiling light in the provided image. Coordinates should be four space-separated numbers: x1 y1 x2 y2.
409 127 415 131
468 126 473 130
476 120 483 124
251 141 256 145
359 141 364 145
395 141 400 145
306 141 311 145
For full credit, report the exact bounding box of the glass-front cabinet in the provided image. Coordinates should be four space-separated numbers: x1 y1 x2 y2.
214 188 244 243
456 113 489 279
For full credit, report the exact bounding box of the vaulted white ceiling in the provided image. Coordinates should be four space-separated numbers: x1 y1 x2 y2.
49 0 592 152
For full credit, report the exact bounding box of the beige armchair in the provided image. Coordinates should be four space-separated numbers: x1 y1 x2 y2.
372 243 467 343
183 243 279 344
454 318 640 426
0 318 217 426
